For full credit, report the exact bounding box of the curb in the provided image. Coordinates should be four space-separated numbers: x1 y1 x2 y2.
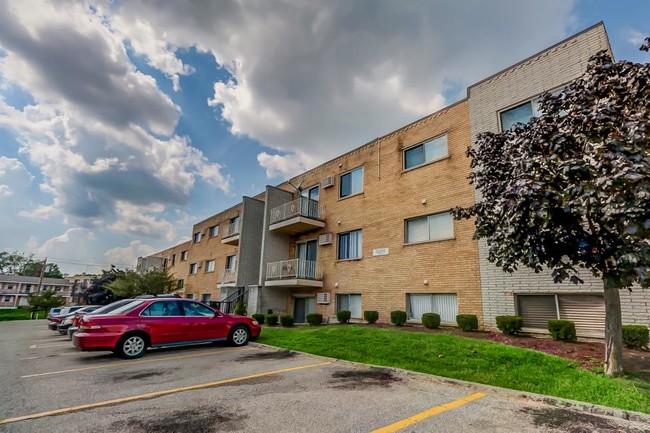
251 342 650 424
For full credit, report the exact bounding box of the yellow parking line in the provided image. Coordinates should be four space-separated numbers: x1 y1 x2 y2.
1 361 332 425
371 392 486 433
21 347 255 378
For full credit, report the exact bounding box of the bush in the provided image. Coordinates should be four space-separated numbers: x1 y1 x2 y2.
306 313 323 326
280 314 294 327
495 315 523 335
252 313 265 325
390 310 407 326
337 310 351 324
548 320 577 342
265 314 279 326
456 314 479 331
622 325 649 349
364 310 379 324
422 313 441 329
234 300 247 316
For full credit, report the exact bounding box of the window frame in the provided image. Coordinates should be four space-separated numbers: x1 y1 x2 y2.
209 225 219 238
336 293 362 318
403 133 449 171
205 259 216 273
225 255 237 272
189 263 198 275
337 229 363 261
339 166 364 199
180 251 188 261
193 232 202 243
498 86 566 132
404 211 455 244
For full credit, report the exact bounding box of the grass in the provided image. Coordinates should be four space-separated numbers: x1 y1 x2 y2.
0 308 45 321
257 325 650 414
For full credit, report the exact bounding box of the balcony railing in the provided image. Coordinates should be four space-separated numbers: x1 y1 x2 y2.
223 220 241 238
270 197 323 225
220 269 237 284
266 259 323 280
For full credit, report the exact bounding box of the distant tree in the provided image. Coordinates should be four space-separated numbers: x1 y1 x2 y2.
453 47 649 376
84 266 126 305
27 289 65 316
107 268 177 298
0 251 33 274
21 262 64 279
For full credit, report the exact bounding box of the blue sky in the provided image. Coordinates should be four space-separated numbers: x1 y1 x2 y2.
0 0 647 275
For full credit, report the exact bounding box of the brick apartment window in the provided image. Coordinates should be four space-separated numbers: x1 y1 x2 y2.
339 167 363 198
177 279 184 289
337 229 362 260
185 293 195 300
225 255 237 271
405 212 454 243
404 134 448 170
201 293 212 303
4 296 11 302
209 225 219 237
193 232 202 243
500 88 564 131
171 254 176 266
181 251 188 261
189 263 198 275
407 294 457 323
163 258 168 268
337 294 362 318
205 260 215 273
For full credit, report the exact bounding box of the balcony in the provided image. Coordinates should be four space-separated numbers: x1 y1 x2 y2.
217 269 237 289
221 221 241 245
269 197 325 235
265 259 323 288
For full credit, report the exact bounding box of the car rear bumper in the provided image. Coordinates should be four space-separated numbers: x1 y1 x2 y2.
57 323 72 331
67 326 78 340
47 322 59 330
73 332 122 352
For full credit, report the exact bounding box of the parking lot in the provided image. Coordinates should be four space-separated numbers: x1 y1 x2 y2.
0 320 648 433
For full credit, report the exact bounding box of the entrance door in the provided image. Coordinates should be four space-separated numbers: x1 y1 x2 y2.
294 297 316 323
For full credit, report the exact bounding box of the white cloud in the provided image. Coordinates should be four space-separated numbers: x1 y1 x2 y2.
0 185 13 197
26 228 96 257
104 240 156 268
0 156 34 196
110 0 576 178
108 202 179 242
628 30 647 47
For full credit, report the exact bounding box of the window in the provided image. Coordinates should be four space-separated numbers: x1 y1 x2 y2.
177 279 184 289
193 232 202 243
517 294 605 337
205 260 215 273
404 134 448 170
4 296 10 302
183 301 214 317
201 294 212 303
171 254 176 266
181 251 188 261
225 255 237 271
229 216 240 234
337 229 363 260
209 225 219 237
301 185 320 202
163 258 168 268
337 294 362 318
190 263 198 275
339 167 363 198
407 294 458 323
405 212 454 243
141 301 183 317
185 293 195 300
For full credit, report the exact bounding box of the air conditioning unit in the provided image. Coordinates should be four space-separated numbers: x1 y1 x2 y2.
321 176 334 188
316 292 331 304
199 229 205 236
197 261 203 268
318 233 333 245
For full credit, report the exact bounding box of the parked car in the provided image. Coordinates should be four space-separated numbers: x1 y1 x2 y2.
57 306 101 335
46 307 63 320
47 306 84 330
73 298 261 359
67 299 142 340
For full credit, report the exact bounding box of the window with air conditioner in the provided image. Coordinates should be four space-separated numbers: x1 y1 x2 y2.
205 260 215 273
337 294 362 318
404 134 448 170
405 212 454 244
337 229 362 260
339 167 363 198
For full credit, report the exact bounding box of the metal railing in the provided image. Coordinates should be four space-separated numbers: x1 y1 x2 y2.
270 197 323 225
210 287 248 315
266 259 323 280
223 220 241 238
220 268 237 284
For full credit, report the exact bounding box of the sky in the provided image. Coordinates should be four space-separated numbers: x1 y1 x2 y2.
0 0 648 276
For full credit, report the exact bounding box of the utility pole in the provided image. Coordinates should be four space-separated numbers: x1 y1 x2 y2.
37 257 47 293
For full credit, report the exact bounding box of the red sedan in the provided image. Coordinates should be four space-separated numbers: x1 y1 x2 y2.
73 298 261 359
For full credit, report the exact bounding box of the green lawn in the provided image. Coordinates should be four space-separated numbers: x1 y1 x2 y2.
257 325 650 414
0 308 45 321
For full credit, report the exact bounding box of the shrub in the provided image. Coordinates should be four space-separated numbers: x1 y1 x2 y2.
456 314 479 331
495 315 523 335
306 313 323 326
280 314 294 327
364 310 379 324
265 314 279 326
390 310 407 326
422 313 441 329
234 300 247 316
252 313 265 325
548 320 577 342
337 310 351 324
622 325 649 349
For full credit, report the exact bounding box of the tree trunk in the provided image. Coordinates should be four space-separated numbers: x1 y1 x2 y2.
603 284 624 377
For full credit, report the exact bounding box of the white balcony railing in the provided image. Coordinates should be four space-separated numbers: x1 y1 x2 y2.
266 259 323 280
220 269 237 284
270 197 323 225
223 220 241 238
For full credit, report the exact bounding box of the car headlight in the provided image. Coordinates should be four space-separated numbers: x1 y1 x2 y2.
63 317 74 325
252 320 259 326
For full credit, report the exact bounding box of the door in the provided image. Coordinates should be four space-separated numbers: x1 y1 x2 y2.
139 300 186 345
296 240 317 278
181 301 228 342
294 297 316 323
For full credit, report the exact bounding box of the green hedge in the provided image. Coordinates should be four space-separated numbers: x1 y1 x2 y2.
548 320 577 342
363 310 379 324
265 314 279 326
495 315 523 335
622 325 649 349
280 314 294 327
252 313 265 325
456 314 479 331
422 313 441 329
306 313 323 326
391 310 407 326
337 310 351 324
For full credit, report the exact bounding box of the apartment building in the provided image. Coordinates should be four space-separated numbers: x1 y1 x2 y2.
0 275 74 307
468 22 650 337
149 241 192 295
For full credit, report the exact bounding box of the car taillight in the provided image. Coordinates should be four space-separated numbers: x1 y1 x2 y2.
79 319 103 331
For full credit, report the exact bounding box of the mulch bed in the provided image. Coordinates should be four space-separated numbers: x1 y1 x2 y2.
369 323 650 379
